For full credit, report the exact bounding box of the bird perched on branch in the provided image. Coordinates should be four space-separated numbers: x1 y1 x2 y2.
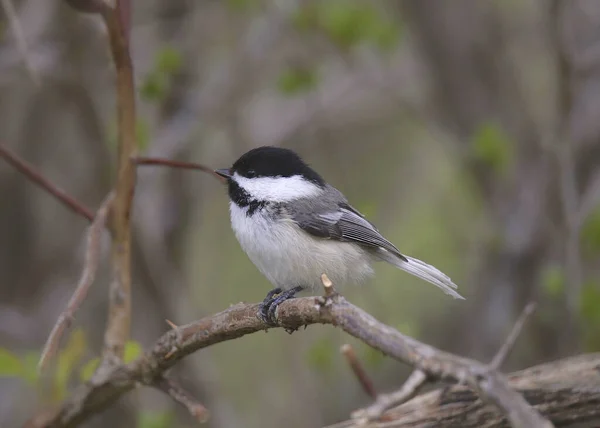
215 146 464 324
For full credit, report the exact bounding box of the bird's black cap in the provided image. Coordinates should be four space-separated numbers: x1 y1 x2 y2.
226 146 325 187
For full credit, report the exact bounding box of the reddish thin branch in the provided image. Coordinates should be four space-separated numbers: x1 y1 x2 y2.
0 144 94 221
341 344 377 399
38 192 115 373
98 0 136 365
133 156 224 181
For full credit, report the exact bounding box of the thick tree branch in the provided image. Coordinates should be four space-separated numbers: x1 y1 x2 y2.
29 290 562 428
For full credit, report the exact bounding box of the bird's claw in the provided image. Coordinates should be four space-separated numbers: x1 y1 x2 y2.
257 286 303 326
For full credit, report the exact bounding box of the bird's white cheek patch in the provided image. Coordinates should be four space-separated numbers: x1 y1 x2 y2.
233 173 323 202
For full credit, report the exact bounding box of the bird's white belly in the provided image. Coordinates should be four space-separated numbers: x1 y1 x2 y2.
230 203 373 290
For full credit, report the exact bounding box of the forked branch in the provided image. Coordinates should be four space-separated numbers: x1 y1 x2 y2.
30 280 554 428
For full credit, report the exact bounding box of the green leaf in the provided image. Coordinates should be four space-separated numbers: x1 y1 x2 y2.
140 72 168 102
124 340 142 363
0 348 23 377
277 67 319 96
79 357 99 382
471 122 514 175
540 265 565 299
55 329 87 401
581 206 600 256
156 47 182 75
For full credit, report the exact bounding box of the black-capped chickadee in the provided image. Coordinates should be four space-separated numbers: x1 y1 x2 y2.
215 146 464 324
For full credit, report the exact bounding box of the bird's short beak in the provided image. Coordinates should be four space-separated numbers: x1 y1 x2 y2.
215 168 232 179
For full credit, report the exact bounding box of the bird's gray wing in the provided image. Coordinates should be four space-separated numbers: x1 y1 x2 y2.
292 203 408 262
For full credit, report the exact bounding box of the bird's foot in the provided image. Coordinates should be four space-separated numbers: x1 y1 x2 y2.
258 286 303 326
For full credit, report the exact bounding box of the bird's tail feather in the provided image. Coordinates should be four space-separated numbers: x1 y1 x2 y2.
376 250 465 300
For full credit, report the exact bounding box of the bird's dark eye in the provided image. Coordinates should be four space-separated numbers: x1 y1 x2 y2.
246 169 257 178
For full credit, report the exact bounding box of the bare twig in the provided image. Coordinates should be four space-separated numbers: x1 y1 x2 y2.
153 377 209 423
165 319 178 330
133 156 224 181
321 273 336 298
38 193 115 373
0 0 40 85
490 302 537 370
341 344 377 399
97 0 137 366
32 289 554 428
0 144 94 221
351 369 428 422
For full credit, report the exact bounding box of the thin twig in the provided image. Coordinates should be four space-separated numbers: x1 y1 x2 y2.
341 344 377 399
133 156 224 181
351 369 428 422
490 302 537 370
38 192 115 373
154 377 209 423
0 144 94 221
98 0 136 366
0 0 40 85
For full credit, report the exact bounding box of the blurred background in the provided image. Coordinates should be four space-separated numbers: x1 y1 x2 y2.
1 0 600 427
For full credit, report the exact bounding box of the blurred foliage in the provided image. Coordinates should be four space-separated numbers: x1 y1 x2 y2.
0 328 142 404
140 47 183 102
306 337 335 373
581 206 600 256
361 344 385 369
277 66 319 96
471 122 514 176
137 411 174 428
80 339 142 382
540 265 565 299
293 1 402 51
580 279 600 351
107 119 151 153
54 329 87 401
226 0 260 13
0 348 22 377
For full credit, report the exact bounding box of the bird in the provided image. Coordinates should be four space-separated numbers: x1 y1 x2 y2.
215 146 464 324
